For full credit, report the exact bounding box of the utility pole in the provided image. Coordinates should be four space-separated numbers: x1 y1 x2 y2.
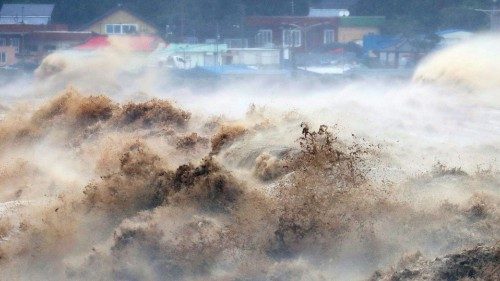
476 0 500 31
180 0 186 41
215 23 220 67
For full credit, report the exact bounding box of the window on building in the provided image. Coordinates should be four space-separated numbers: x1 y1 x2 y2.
0 38 6 46
113 24 122 34
122 24 138 34
106 24 114 34
106 24 138 35
0 52 6 63
283 29 301 47
256 30 273 47
324 30 335 44
105 24 122 34
10 38 20 52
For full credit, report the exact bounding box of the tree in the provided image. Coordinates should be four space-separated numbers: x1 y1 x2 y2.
0 0 492 38
439 7 489 30
352 0 491 34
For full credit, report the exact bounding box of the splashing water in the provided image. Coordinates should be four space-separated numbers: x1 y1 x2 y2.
0 35 498 281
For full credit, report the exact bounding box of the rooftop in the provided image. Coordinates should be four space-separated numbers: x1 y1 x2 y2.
363 35 402 52
311 0 360 9
340 16 385 27
246 16 339 26
165 43 228 53
0 24 67 33
0 4 55 25
79 5 158 32
195 65 290 76
309 9 350 17
26 31 94 42
75 35 164 52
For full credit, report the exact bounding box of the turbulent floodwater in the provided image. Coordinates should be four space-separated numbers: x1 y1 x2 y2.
0 35 499 281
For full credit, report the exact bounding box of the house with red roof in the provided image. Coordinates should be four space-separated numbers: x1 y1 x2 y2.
0 4 164 67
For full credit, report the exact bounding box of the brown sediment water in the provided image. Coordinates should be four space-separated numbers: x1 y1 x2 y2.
0 36 498 281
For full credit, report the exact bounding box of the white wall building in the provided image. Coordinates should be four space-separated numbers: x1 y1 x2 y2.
225 48 280 66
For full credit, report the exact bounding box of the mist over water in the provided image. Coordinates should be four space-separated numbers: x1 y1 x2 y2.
0 35 498 280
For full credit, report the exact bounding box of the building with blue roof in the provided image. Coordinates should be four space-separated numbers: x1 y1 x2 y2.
0 4 54 25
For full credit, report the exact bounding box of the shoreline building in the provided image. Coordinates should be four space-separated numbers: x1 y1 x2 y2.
79 5 159 36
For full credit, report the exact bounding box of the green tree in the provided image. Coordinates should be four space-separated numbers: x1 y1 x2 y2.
352 0 491 34
0 0 494 38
